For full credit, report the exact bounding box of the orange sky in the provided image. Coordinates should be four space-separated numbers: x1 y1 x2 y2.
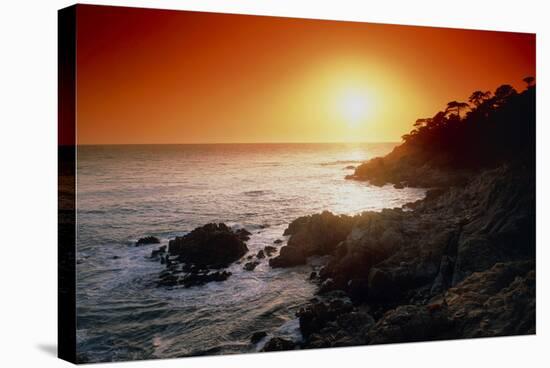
75 5 535 145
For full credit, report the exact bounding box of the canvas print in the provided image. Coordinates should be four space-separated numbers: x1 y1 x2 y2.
58 4 536 364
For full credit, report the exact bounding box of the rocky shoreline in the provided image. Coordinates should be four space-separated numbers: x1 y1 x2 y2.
147 223 287 289
268 162 535 349
126 81 535 355
141 159 534 352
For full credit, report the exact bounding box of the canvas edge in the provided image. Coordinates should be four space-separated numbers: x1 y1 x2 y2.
58 4 77 364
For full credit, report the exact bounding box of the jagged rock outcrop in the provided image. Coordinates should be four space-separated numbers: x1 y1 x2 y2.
283 83 535 349
309 165 534 302
283 164 534 347
135 236 160 246
157 269 232 288
346 145 471 188
269 211 354 268
250 331 267 344
244 260 259 271
154 223 250 288
168 223 248 269
261 337 296 352
368 260 535 344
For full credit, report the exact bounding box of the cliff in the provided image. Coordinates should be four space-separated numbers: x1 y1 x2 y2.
271 163 534 348
266 81 536 349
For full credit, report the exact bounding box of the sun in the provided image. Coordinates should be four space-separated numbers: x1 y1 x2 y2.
338 88 371 127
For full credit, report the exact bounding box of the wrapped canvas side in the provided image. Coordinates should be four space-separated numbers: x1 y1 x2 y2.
58 5 77 364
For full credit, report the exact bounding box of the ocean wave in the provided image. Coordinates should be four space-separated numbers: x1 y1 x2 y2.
75 143 424 362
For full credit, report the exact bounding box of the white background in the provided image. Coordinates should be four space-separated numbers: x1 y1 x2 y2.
0 0 548 366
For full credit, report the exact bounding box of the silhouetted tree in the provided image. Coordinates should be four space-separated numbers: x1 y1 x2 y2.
445 101 470 118
494 84 517 101
394 80 534 169
469 90 492 107
414 118 429 127
431 111 447 127
523 76 535 88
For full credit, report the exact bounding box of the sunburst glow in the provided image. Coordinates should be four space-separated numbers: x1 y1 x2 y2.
338 89 371 127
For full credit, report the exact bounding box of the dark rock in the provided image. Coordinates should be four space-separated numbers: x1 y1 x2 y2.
168 223 248 268
181 271 232 288
304 307 374 349
370 177 386 187
135 236 160 246
345 165 356 170
286 163 534 348
157 270 232 288
157 272 179 287
322 166 532 305
151 245 167 259
368 304 453 344
264 245 277 256
250 331 267 344
367 268 399 301
430 255 453 294
309 271 318 280
366 262 535 344
393 182 404 189
256 250 265 259
273 239 283 244
297 297 354 339
319 278 336 294
261 337 296 352
426 187 446 200
346 278 369 301
271 211 354 268
235 228 252 241
318 266 329 279
349 147 471 188
283 211 353 256
443 261 535 337
244 261 260 271
112 256 120 260
269 245 306 268
336 309 375 336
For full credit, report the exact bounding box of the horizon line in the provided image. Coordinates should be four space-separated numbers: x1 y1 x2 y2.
64 141 400 146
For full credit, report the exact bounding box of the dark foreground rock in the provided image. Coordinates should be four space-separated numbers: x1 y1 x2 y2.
244 261 259 271
279 164 534 348
368 260 534 344
235 228 252 241
155 223 250 288
269 211 353 267
345 144 472 188
261 337 296 352
135 236 160 246
275 84 535 349
263 245 277 257
269 245 306 268
157 270 231 288
150 245 166 259
250 331 267 344
168 223 248 268
297 294 354 339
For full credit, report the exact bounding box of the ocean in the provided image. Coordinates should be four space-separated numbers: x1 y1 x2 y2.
75 143 426 362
